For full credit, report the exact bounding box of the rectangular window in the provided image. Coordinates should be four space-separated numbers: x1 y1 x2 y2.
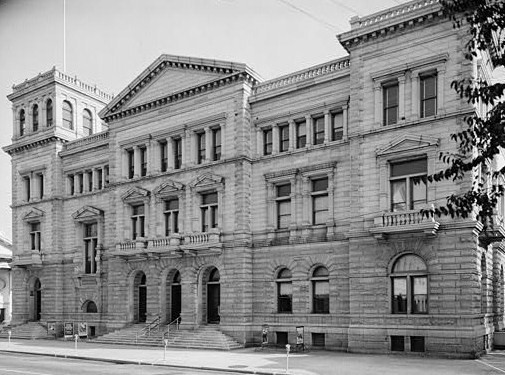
311 178 328 225
383 82 399 125
24 176 30 201
87 171 93 192
391 336 405 352
84 223 97 274
197 132 206 164
296 120 306 149
104 165 109 186
263 128 272 155
160 141 168 172
390 158 427 211
140 146 147 177
277 282 292 313
164 199 179 236
201 192 218 232
412 276 428 314
313 117 325 145
410 336 425 352
212 127 221 161
279 124 289 152
276 184 291 229
392 277 407 314
173 137 182 169
276 332 288 346
312 333 325 348
97 168 103 190
68 175 75 195
37 173 44 199
77 173 83 194
30 222 41 251
127 149 134 179
331 112 343 141
420 73 437 118
313 280 329 313
131 204 145 239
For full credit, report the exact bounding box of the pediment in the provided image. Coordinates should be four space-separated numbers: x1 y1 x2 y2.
121 187 150 202
154 180 185 197
189 173 224 189
101 54 250 118
23 208 44 222
72 206 103 222
376 134 439 157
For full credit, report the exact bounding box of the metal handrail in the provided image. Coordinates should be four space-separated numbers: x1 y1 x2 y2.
163 315 181 340
136 315 161 343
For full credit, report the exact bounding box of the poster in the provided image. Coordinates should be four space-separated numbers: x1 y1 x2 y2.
47 321 56 336
78 322 88 338
63 322 74 338
296 326 304 345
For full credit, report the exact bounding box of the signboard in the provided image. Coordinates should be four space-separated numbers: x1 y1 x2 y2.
47 321 56 336
63 322 74 339
296 326 304 345
78 322 88 338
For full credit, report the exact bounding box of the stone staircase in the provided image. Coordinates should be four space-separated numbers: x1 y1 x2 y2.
93 324 243 350
0 322 50 340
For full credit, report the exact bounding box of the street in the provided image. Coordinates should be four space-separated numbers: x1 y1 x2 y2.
0 352 240 375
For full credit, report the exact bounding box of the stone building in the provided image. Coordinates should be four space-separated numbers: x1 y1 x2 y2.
3 0 504 356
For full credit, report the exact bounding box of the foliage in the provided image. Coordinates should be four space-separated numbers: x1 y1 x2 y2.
426 0 505 225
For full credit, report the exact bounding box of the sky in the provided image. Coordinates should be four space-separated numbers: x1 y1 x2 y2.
0 0 409 241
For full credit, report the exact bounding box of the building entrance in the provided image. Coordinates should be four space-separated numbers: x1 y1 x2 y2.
207 268 220 324
171 271 181 322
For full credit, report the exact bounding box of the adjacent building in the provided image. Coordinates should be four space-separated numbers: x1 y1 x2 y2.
3 0 504 356
0 234 12 325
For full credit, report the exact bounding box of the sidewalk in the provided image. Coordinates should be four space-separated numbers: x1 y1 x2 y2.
0 338 502 375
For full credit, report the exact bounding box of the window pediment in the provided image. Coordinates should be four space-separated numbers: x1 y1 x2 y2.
72 205 103 223
23 207 44 222
154 180 185 199
121 186 150 203
376 134 439 158
189 172 224 190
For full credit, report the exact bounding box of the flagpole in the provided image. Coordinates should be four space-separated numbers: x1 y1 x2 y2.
63 0 66 72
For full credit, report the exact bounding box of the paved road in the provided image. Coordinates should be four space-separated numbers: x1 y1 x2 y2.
0 352 240 375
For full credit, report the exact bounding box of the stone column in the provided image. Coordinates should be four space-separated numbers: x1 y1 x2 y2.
134 146 141 178
83 172 90 193
324 110 331 144
342 105 349 140
272 125 279 155
31 173 39 200
288 120 295 151
301 177 311 226
74 174 80 195
398 76 406 121
205 127 212 162
374 81 382 126
411 72 419 120
146 141 152 175
167 138 174 170
182 130 188 167
305 115 312 146
437 67 446 115
256 128 262 156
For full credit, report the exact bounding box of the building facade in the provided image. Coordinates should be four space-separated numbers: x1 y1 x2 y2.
0 234 12 325
3 0 504 356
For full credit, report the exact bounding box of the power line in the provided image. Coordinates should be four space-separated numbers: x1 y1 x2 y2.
325 0 362 17
276 0 345 33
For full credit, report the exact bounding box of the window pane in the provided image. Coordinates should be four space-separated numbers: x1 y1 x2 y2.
391 159 427 177
332 113 343 141
314 280 329 295
314 210 328 225
412 276 428 313
423 98 437 117
392 277 407 314
411 176 427 208
202 192 218 205
279 282 292 295
313 117 325 145
277 184 291 197
165 199 179 210
393 254 427 272
297 122 306 148
391 180 406 211
422 75 437 98
313 195 328 211
312 178 328 192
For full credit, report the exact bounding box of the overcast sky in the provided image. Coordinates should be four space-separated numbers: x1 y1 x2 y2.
0 0 412 240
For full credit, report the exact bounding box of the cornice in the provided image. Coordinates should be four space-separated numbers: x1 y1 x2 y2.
2 134 67 155
337 0 443 52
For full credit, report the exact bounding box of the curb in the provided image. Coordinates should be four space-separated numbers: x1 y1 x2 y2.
0 349 289 375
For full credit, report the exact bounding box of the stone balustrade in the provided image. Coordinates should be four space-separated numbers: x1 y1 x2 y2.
63 131 109 151
370 209 439 238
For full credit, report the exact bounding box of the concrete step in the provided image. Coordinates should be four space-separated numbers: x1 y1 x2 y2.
0 322 51 340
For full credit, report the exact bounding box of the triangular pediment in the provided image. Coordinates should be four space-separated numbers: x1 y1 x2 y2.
376 134 439 157
72 206 103 222
23 208 44 222
100 54 253 118
189 172 224 189
121 186 150 202
154 180 185 197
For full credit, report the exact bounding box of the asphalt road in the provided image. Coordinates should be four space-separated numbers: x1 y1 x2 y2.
0 352 240 375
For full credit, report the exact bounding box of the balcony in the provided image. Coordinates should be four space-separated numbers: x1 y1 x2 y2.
370 210 439 239
114 230 222 257
12 250 43 267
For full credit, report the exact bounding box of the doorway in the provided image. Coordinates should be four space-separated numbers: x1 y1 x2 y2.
171 271 181 322
133 272 147 323
206 268 220 324
33 278 41 321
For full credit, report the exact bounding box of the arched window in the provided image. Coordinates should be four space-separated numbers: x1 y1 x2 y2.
312 266 329 314
83 109 92 136
46 99 53 127
209 268 220 282
32 104 39 132
19 109 26 136
173 270 181 284
277 268 292 313
62 100 73 129
85 301 98 313
391 254 428 314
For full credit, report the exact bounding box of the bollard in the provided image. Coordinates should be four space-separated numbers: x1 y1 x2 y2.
7 330 11 345
163 338 168 360
74 334 78 351
285 344 290 374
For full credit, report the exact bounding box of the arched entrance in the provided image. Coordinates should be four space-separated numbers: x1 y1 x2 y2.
133 272 147 323
171 271 181 322
206 268 220 324
31 278 41 321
